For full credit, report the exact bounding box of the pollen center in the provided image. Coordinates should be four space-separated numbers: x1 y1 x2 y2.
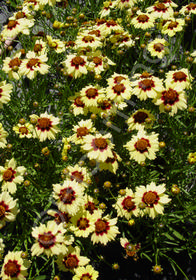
37 118 51 130
86 88 98 98
114 76 125 83
3 169 14 181
143 191 157 205
7 20 17 29
163 88 178 103
187 3 196 9
123 197 135 211
133 111 148 123
15 12 25 19
72 56 85 66
77 127 89 137
75 97 84 107
94 137 108 149
93 57 102 65
19 126 28 134
135 139 149 152
0 205 6 218
77 217 89 229
34 44 42 53
83 35 94 43
168 21 178 29
137 15 149 23
60 187 75 204
153 43 164 52
81 274 92 280
141 71 151 78
27 58 39 68
64 255 78 269
95 220 107 233
106 19 117 26
9 57 21 68
139 79 154 91
155 3 167 11
113 84 125 95
4 260 20 277
173 71 187 81
38 232 55 249
71 171 84 183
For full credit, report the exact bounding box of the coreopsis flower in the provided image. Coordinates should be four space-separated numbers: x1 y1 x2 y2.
131 11 155 30
65 164 92 187
1 17 34 40
153 86 187 116
161 18 185 37
87 50 115 75
81 133 114 162
165 68 193 90
2 51 22 80
69 95 89 116
127 109 155 131
73 265 99 280
31 220 74 257
30 112 60 142
155 0 178 7
46 35 65 53
134 182 171 219
187 152 196 164
62 54 88 79
106 78 132 103
99 1 116 18
47 209 71 225
0 238 5 254
97 98 116 118
33 39 47 55
120 237 140 259
116 0 136 10
70 209 97 238
131 74 164 101
0 158 26 194
99 150 121 174
0 81 13 108
0 192 19 229
61 137 71 158
179 2 196 15
113 188 139 219
107 72 130 86
0 123 8 149
19 51 50 80
98 19 124 36
56 246 90 273
13 122 34 139
124 128 159 164
84 194 99 215
147 38 169 59
10 9 33 20
146 3 174 19
68 119 96 145
110 31 135 49
52 180 85 215
74 32 102 51
22 0 44 11
91 210 120 245
80 85 106 108
0 251 31 280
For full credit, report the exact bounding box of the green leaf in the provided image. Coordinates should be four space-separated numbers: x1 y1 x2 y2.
34 276 47 280
172 230 185 240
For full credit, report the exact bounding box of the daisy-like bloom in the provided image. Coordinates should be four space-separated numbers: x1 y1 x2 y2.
84 195 99 215
120 237 140 259
99 1 116 18
179 2 196 15
127 109 155 131
191 50 196 63
69 95 89 116
0 238 5 254
161 18 185 37
33 39 47 55
52 180 85 215
113 188 140 219
73 265 99 280
2 51 22 80
131 74 164 101
110 31 135 49
57 245 90 273
80 85 106 108
62 53 88 79
97 98 116 118
155 0 178 8
47 209 71 226
65 164 92 188
99 19 124 37
187 152 196 164
0 158 26 194
74 32 102 51
29 112 60 142
106 78 132 103
22 0 44 11
31 220 74 257
81 133 114 162
0 192 19 229
91 210 120 245
153 86 187 116
131 11 155 30
87 50 115 75
68 119 96 145
116 0 136 10
134 182 171 219
107 72 130 86
146 3 174 20
46 35 65 53
0 123 8 149
0 251 31 280
1 17 34 40
13 122 34 139
165 68 193 90
70 209 97 238
99 150 121 174
0 81 13 108
19 51 50 80
124 128 159 164
147 38 169 59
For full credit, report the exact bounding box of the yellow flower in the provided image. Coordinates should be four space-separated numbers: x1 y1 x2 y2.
127 108 155 131
2 51 22 80
62 54 88 79
146 3 174 20
73 265 99 280
0 192 19 229
165 68 193 90
188 152 196 164
131 11 155 30
161 18 185 37
46 35 65 53
147 38 169 59
13 122 34 138
0 81 13 108
0 123 8 149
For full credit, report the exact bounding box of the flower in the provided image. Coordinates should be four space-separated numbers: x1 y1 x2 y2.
69 95 89 116
73 265 99 280
113 188 139 219
68 119 96 145
191 50 196 63
80 85 106 108
2 51 22 80
116 0 136 10
99 1 116 18
0 251 31 280
13 122 34 138
91 211 120 245
147 38 169 59
179 2 196 15
22 0 44 11
0 123 8 149
124 128 159 164
56 245 90 273
161 18 185 37
83 194 99 215
19 51 50 79
30 112 60 142
0 81 13 108
62 54 88 79
109 31 135 49
165 68 193 90
131 11 155 30
65 164 92 187
106 78 132 103
127 109 155 131
81 133 114 162
146 3 174 19
153 86 187 116
0 192 19 229
74 32 102 51
52 180 85 215
46 35 65 53
134 182 171 219
99 150 121 174
120 237 140 259
31 220 73 257
98 19 124 36
87 50 115 75
187 152 196 164
47 209 71 225
0 158 26 194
